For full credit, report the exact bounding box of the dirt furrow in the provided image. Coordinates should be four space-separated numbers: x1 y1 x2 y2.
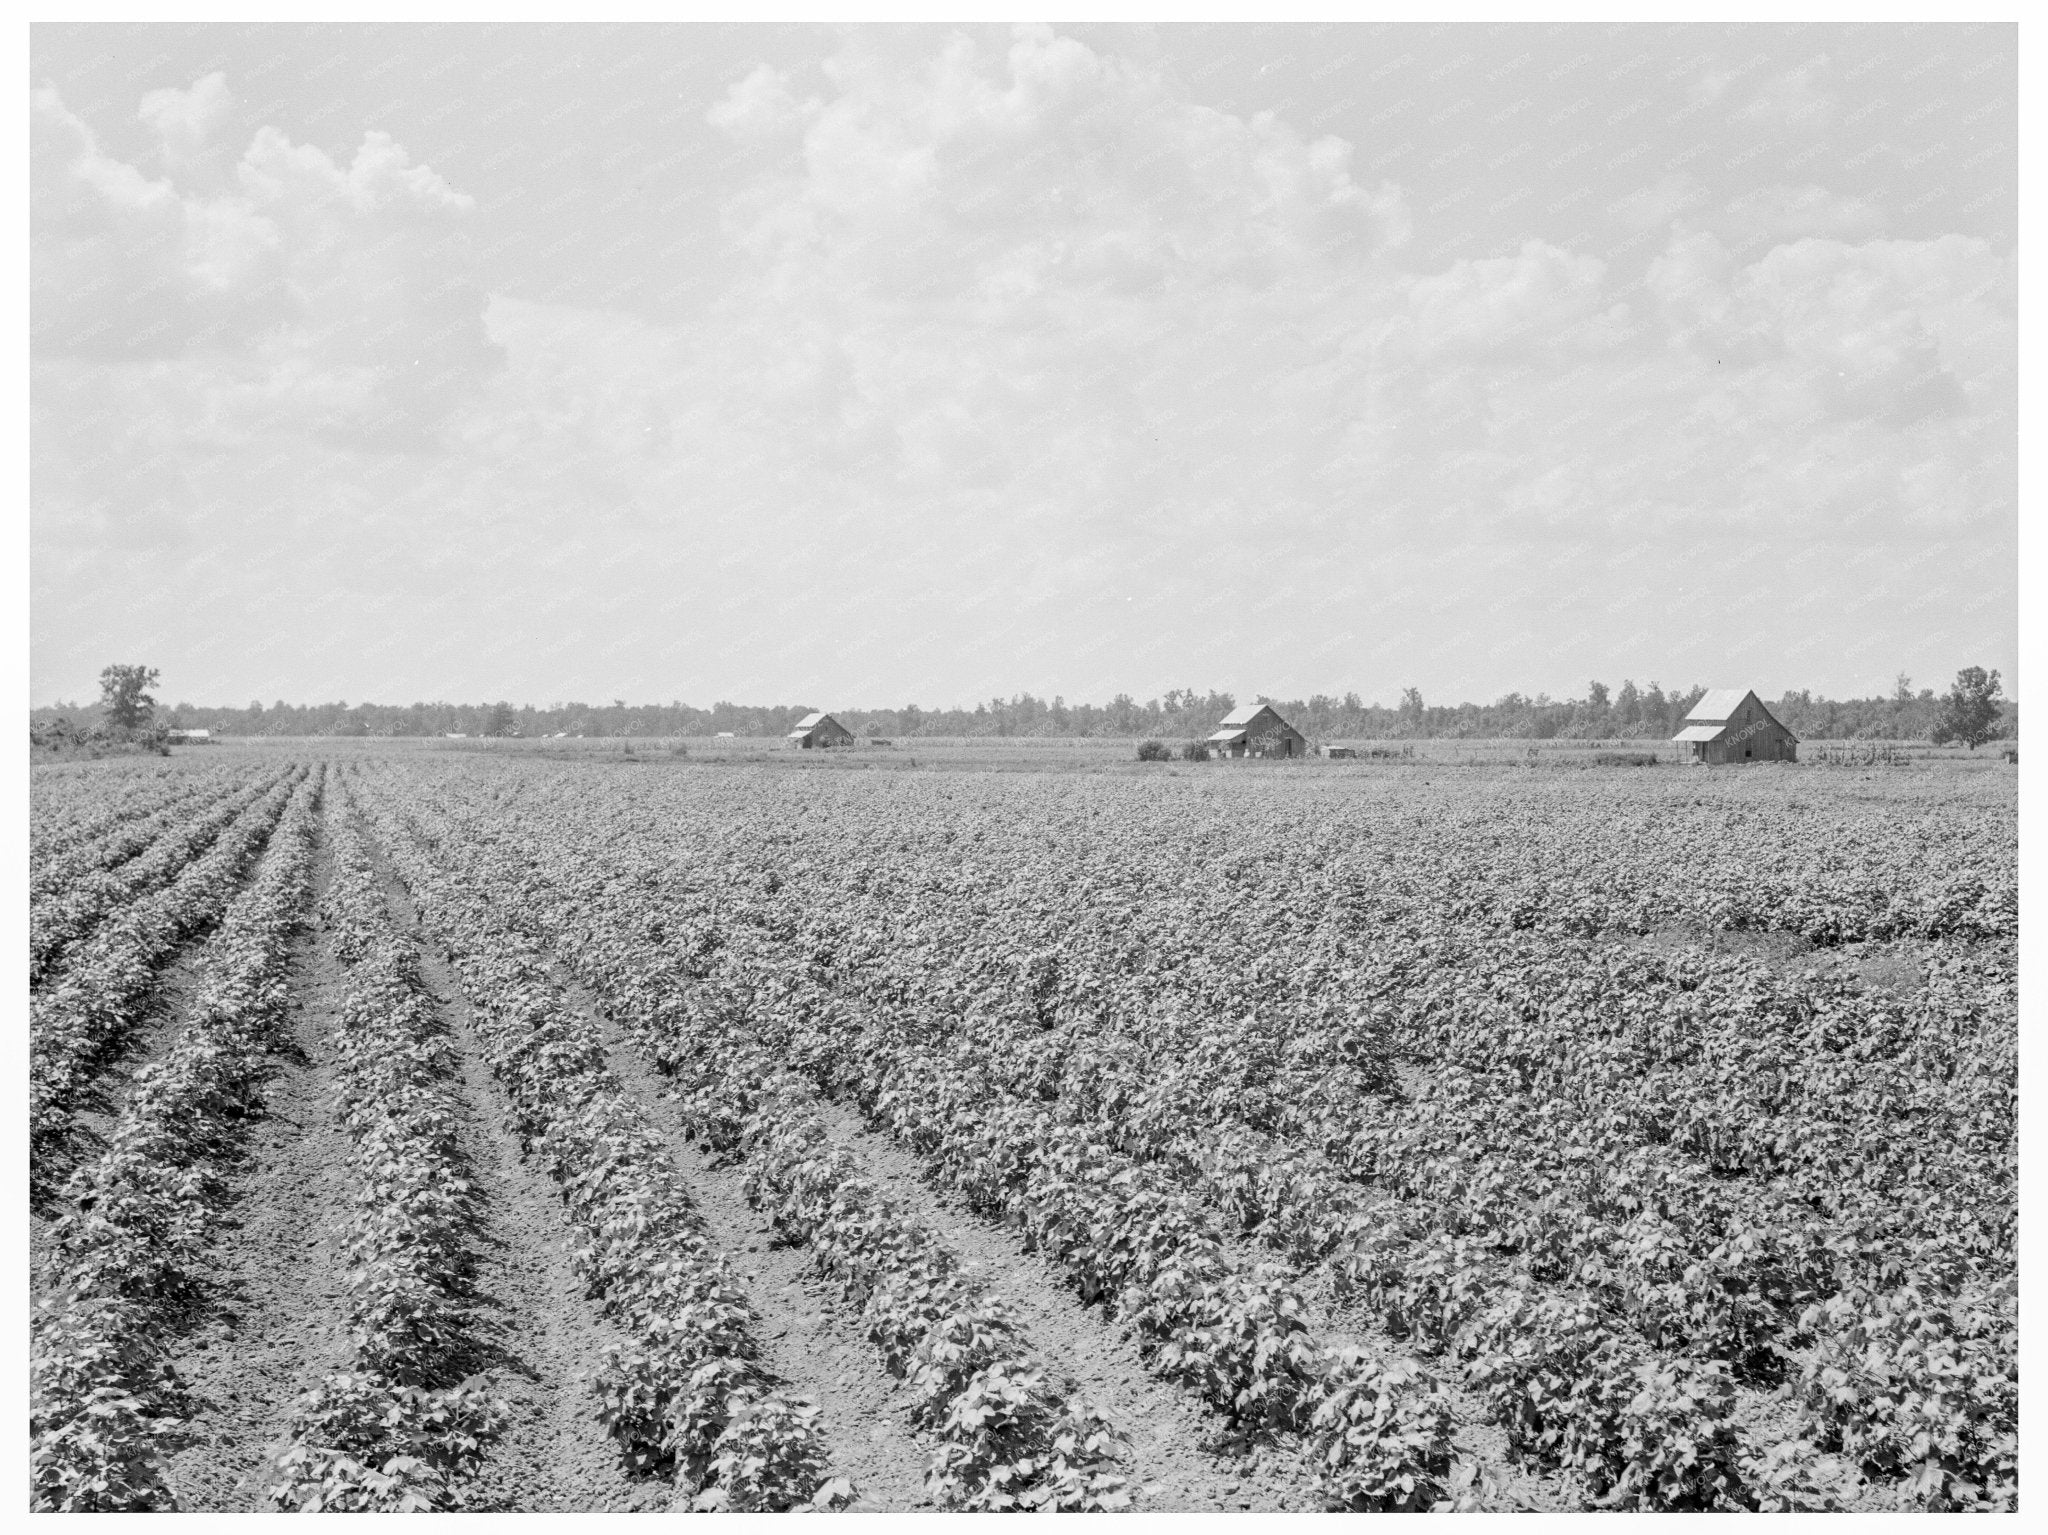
355 835 656 1512
817 1093 1571 1511
552 966 1330 1513
49 945 217 1198
158 836 354 1511
806 1096 1322 1511
31 948 210 1341
548 977 935 1511
28 948 205 1307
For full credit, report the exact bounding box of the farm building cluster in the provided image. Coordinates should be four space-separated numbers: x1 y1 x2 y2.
786 690 1797 764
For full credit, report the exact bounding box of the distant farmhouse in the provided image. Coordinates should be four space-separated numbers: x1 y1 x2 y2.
1673 689 1798 764
1207 703 1307 759
166 728 211 743
787 711 855 749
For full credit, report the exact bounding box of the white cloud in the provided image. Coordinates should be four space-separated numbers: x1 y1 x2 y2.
1385 240 1612 362
1719 183 1883 247
707 64 817 139
1690 54 1836 128
1736 56 1835 127
138 70 235 179
32 82 496 450
1649 229 2010 428
717 25 1411 305
29 31 2016 706
1610 172 1712 232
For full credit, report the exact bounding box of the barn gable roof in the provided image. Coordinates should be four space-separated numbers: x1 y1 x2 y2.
1675 689 1798 744
1684 689 1752 723
1220 703 1304 730
793 711 828 729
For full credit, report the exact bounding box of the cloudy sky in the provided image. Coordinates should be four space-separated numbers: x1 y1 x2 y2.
32 23 2015 708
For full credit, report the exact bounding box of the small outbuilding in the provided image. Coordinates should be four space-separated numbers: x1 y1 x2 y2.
166 728 211 743
1673 689 1798 764
1207 703 1308 759
787 711 855 749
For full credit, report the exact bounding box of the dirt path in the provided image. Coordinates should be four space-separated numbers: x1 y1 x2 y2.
806 1096 1321 1511
369 843 664 1512
28 946 204 1306
553 972 1322 1513
158 835 355 1511
559 984 935 1511
49 945 216 1195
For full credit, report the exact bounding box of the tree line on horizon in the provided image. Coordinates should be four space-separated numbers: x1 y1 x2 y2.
35 672 2015 745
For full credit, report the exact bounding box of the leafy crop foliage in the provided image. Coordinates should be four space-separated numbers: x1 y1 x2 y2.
332 753 2010 1514
37 749 1996 1512
357 787 853 1510
269 788 509 1511
32 773 322 1510
29 768 304 1189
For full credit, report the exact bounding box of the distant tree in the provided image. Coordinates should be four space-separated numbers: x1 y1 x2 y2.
1586 680 1611 712
1643 681 1671 733
485 701 518 737
1893 672 1914 704
1614 678 1642 731
1932 667 2005 750
98 664 160 729
1398 687 1425 733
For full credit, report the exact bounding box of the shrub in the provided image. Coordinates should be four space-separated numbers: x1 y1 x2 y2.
1135 740 1171 762
29 717 171 758
1180 741 1210 761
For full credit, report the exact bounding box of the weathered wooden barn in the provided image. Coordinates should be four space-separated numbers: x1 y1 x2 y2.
1207 703 1308 759
787 711 855 749
1673 689 1798 763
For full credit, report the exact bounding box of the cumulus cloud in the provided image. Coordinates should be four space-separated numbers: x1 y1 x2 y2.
707 64 818 138
715 25 1412 302
1616 173 1885 253
1384 240 1614 363
32 80 497 450
1736 56 1836 127
138 70 236 179
1718 183 1883 248
1690 55 1835 128
1609 172 1713 232
30 29 2013 706
1648 229 2009 427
